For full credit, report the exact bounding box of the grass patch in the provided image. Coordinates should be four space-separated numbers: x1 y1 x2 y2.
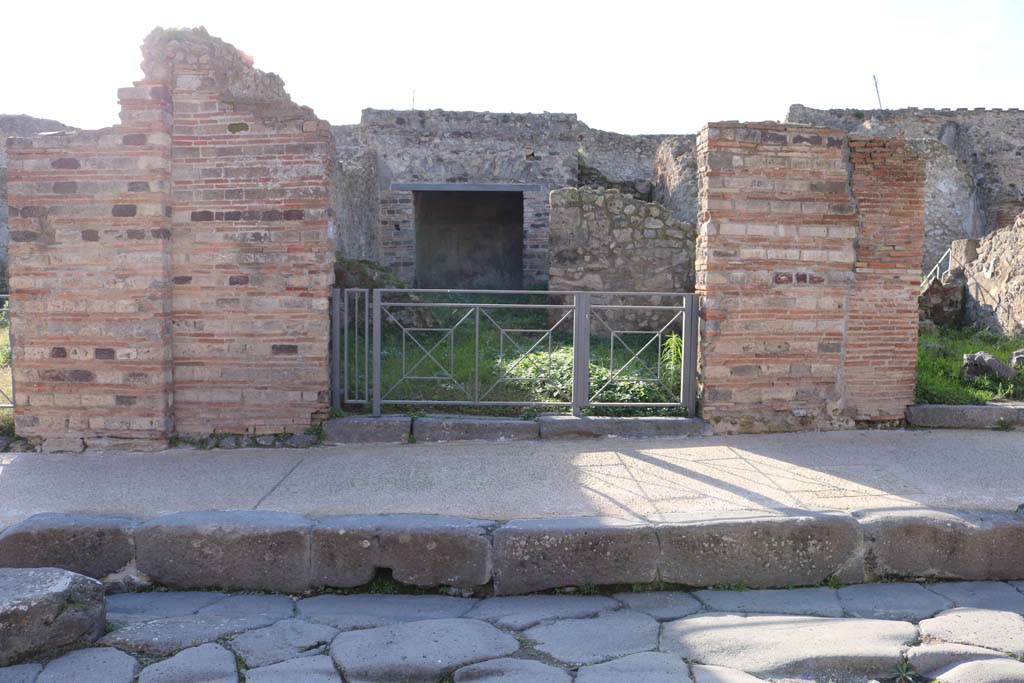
916 324 1024 404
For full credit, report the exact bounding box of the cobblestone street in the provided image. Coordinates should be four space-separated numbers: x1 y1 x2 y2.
4 581 1024 682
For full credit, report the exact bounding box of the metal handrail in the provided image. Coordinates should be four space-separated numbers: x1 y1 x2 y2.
921 248 952 293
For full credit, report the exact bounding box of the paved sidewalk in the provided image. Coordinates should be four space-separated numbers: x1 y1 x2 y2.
1 429 1023 527
6 581 1024 682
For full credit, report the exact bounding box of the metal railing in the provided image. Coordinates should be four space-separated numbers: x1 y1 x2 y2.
921 248 952 293
331 288 699 417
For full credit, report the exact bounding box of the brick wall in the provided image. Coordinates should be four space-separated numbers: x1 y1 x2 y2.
6 28 335 447
696 122 923 433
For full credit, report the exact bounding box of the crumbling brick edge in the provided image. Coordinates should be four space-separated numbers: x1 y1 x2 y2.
1 507 1021 596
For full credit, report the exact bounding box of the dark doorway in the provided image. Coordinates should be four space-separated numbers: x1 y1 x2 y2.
414 191 524 289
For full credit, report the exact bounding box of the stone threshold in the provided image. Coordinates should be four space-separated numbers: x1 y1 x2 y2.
2 507 1023 595
907 403 1024 429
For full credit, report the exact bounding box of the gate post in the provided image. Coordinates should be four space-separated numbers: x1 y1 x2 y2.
682 293 699 417
372 289 382 416
331 288 342 412
571 292 591 417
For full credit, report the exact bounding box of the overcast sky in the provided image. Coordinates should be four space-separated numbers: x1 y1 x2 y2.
2 0 1021 135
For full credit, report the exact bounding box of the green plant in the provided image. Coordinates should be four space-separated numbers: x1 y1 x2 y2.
886 659 923 683
994 418 1016 431
328 407 347 419
916 325 1024 404
821 575 845 589
304 423 324 440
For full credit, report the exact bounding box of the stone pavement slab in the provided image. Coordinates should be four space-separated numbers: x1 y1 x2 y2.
926 581 1024 613
36 647 139 683
138 643 237 683
932 658 1024 683
106 591 229 626
523 610 660 665
296 594 476 630
611 591 703 620
453 658 571 683
0 664 40 683
837 582 954 621
693 587 842 617
228 619 337 668
906 643 1010 677
691 664 766 682
463 595 620 629
919 608 1024 656
243 655 341 683
575 652 691 682
99 614 279 657
4 430 1024 527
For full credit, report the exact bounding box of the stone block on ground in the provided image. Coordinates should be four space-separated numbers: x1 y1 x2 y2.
135 511 312 592
961 352 1016 382
330 618 518 682
837 582 953 620
106 591 228 626
0 663 42 683
859 510 1024 581
931 658 1024 683
137 643 237 683
537 415 705 439
228 619 337 668
454 658 571 683
927 581 1024 612
691 664 766 682
905 404 1024 429
39 437 85 453
195 594 295 621
37 647 139 683
321 415 410 444
0 513 139 579
244 655 341 683
611 591 703 621
657 511 862 588
413 416 539 442
492 517 658 595
693 587 841 617
919 608 1024 656
100 613 282 657
297 594 476 630
575 652 690 682
660 613 916 681
522 611 660 666
906 643 1010 677
311 515 493 588
0 568 105 666
464 595 621 630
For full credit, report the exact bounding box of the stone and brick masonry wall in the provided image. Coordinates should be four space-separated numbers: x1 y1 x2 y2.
696 123 923 433
6 28 335 447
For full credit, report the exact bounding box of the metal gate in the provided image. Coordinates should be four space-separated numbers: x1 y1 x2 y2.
331 288 698 417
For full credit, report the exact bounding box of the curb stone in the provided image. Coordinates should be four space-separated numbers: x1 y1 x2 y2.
0 513 139 579
537 415 707 439
322 415 412 444
906 403 1024 429
413 416 539 442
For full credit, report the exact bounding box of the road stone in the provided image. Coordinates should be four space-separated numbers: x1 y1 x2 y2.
612 591 703 620
661 613 917 681
926 582 1024 613
330 618 518 682
37 647 139 683
106 591 228 625
906 643 1009 677
464 595 620 629
229 619 337 667
297 594 475 630
138 643 237 683
453 658 570 682
694 587 842 617
196 594 294 620
837 582 953 620
919 608 1024 656
576 652 690 682
243 655 341 683
523 610 660 666
0 513 139 579
0 568 105 666
100 614 279 657
931 658 1024 683
0 664 42 683
691 663 766 682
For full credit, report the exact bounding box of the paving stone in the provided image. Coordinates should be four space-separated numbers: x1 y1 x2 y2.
537 414 705 438
0 664 42 683
931 658 1024 683
919 608 1024 656
492 517 658 594
576 652 691 682
0 568 105 666
453 657 570 682
611 591 703 621
694 587 842 617
657 511 862 588
0 513 139 579
660 613 917 681
138 643 238 683
859 509 1024 581
523 610 660 666
244 655 341 683
692 664 766 682
297 594 476 630
464 595 621 629
106 591 228 626
330 618 518 682
100 613 280 657
906 643 1009 676
197 594 295 620
37 647 139 683
229 619 337 667
321 416 411 444
413 416 539 442
837 582 953 620
284 433 318 448
135 511 312 593
311 515 493 588
926 581 1024 613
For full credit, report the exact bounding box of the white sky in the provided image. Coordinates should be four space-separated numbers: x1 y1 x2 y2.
2 0 1021 135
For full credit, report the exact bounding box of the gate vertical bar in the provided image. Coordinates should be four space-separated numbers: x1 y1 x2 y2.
372 289 382 416
682 293 699 416
331 288 342 411
571 292 591 417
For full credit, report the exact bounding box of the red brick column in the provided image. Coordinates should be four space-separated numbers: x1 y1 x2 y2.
695 123 923 433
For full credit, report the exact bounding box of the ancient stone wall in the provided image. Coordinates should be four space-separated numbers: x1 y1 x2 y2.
0 116 72 293
963 211 1024 336
788 105 1022 264
696 123 923 433
549 187 694 294
653 136 699 225
6 28 335 447
332 125 379 261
